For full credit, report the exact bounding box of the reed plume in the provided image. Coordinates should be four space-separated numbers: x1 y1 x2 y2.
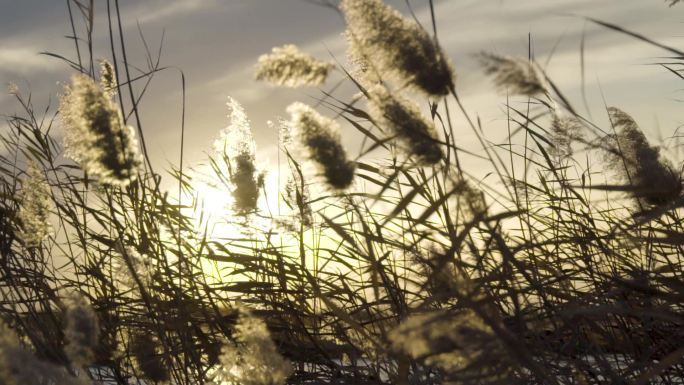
390 310 515 384
215 97 264 214
340 0 454 96
548 114 583 161
16 161 54 248
0 324 89 385
283 174 313 230
605 107 681 206
286 102 355 189
479 52 546 97
211 308 292 385
63 293 99 367
99 59 117 96
255 44 333 88
130 332 169 383
367 85 443 164
113 246 155 291
59 73 142 186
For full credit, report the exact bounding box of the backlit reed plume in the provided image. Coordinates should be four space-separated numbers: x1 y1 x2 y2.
7 82 19 96
63 293 99 367
286 102 355 189
414 247 487 306
454 176 488 218
340 0 454 96
0 323 88 385
16 161 54 248
390 309 515 384
479 52 547 97
214 97 264 214
605 107 681 206
346 51 381 89
113 246 155 291
548 114 583 161
367 85 443 164
255 44 333 87
283 174 313 230
130 332 169 383
413 248 463 301
99 59 117 96
272 119 313 230
211 308 292 385
60 73 142 186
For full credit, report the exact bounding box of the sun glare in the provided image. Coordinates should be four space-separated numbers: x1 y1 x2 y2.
183 164 283 235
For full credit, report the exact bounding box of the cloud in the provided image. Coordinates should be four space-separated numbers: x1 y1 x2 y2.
0 46 54 74
124 0 222 25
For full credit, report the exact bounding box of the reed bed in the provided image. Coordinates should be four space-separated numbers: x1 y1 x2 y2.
0 1 683 384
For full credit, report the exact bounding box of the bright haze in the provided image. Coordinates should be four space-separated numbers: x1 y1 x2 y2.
1 0 683 182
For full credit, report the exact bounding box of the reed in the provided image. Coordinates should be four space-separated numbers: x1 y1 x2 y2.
0 1 683 384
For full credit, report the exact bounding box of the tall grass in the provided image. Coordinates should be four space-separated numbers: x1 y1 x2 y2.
0 1 683 384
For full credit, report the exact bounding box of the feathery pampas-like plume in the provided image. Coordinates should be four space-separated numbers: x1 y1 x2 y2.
130 332 169 383
63 293 99 367
214 97 264 214
340 0 454 96
16 161 54 247
210 308 292 385
286 102 355 189
478 52 547 97
7 82 19 96
367 85 443 164
605 107 681 206
255 44 334 87
60 74 143 186
548 114 583 161
99 59 117 96
390 309 515 384
271 119 313 230
0 323 89 385
113 246 155 290
283 174 313 230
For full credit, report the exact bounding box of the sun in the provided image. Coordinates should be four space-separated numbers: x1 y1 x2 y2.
190 178 234 234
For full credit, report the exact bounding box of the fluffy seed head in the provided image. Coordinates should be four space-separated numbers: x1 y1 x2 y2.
0 323 89 385
341 0 454 96
283 174 313 230
606 107 681 206
60 74 143 186
255 44 334 88
210 308 292 385
113 246 155 291
367 86 443 164
99 59 117 95
287 102 355 189
346 48 379 88
0 324 41 385
390 310 514 383
16 161 54 248
215 97 264 214
548 114 583 161
479 52 547 97
412 248 478 301
7 82 19 95
63 293 99 367
130 332 169 383
450 176 488 220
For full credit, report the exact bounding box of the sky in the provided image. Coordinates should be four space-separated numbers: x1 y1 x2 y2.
1 0 684 189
